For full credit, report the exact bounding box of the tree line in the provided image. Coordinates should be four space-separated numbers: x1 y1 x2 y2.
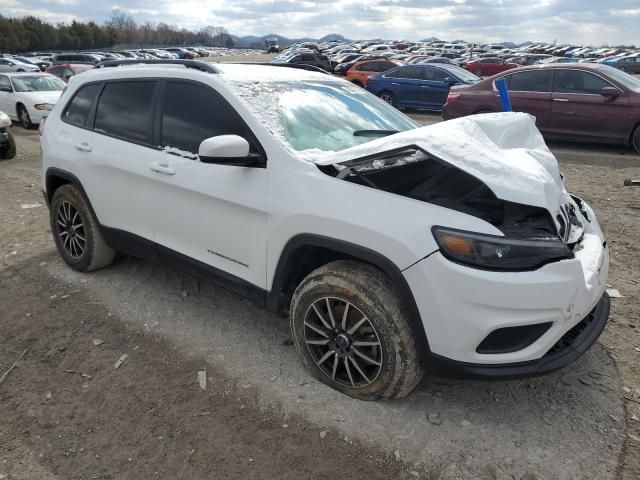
0 10 234 53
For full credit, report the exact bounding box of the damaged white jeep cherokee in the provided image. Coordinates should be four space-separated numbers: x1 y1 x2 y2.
41 60 610 400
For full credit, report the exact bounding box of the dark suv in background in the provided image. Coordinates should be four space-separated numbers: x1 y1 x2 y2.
273 52 331 72
443 63 640 153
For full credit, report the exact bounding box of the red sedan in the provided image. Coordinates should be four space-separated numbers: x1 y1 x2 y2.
442 63 640 153
462 57 519 77
45 63 93 83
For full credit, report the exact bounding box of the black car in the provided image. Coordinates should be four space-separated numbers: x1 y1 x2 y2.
334 55 384 75
273 52 331 72
330 53 362 71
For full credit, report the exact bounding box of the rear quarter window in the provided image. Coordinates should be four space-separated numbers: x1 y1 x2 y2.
62 83 101 127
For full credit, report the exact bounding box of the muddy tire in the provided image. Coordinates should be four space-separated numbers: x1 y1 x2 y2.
290 260 424 400
633 125 640 154
50 184 115 272
0 131 16 159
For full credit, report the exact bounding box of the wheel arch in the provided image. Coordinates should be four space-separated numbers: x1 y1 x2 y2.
629 120 640 150
267 234 430 363
44 168 98 220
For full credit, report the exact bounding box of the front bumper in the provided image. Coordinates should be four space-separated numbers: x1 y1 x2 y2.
403 202 609 374
425 293 609 379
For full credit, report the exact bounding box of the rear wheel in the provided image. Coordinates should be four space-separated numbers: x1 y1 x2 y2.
290 261 424 400
0 131 16 159
50 184 115 272
351 80 363 88
378 91 395 106
619 66 627 72
632 125 640 154
18 105 32 129
475 109 495 115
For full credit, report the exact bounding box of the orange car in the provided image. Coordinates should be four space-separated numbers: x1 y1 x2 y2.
345 59 403 87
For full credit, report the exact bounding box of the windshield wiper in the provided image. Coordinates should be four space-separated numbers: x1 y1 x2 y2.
353 129 399 137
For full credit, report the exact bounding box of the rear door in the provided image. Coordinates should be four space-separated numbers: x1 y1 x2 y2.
145 80 268 289
502 69 552 129
547 69 630 142
65 80 157 240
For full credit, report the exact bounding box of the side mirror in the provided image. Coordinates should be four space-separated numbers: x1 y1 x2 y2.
601 86 620 97
199 135 259 167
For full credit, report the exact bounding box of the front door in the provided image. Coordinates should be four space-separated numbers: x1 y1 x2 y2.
547 69 630 143
146 80 268 289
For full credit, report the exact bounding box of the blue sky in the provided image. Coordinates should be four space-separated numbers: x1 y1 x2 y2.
2 0 639 45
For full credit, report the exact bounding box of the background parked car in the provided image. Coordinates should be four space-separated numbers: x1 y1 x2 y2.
442 64 640 153
0 58 40 73
0 109 16 159
272 52 331 71
462 57 519 76
367 63 480 110
12 56 50 71
0 73 65 128
163 48 196 59
46 63 93 83
52 53 102 65
346 59 403 87
603 55 640 73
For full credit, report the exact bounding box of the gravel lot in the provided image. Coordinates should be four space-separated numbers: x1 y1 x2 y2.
1 101 639 479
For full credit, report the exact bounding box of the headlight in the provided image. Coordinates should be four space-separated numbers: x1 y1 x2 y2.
432 226 573 271
34 104 54 111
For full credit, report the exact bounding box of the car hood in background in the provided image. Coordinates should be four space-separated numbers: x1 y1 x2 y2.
17 90 62 105
304 112 568 213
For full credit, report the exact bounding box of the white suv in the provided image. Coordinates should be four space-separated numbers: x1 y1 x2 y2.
40 60 610 400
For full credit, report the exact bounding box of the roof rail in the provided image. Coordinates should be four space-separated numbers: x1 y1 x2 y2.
236 62 329 74
96 59 220 73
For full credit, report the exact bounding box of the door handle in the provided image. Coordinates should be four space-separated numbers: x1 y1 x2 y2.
74 142 92 152
391 82 400 86
149 162 176 176
553 98 570 102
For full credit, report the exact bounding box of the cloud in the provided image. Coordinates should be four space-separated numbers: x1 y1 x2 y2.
2 0 638 45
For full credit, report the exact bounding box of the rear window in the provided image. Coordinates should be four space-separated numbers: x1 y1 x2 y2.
63 83 100 127
94 81 155 144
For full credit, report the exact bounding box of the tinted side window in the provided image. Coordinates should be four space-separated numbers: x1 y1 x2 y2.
160 81 251 154
95 81 155 143
427 68 451 81
63 83 100 127
508 70 552 92
554 70 611 94
388 66 423 79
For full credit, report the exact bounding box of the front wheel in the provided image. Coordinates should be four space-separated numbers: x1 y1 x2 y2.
618 66 626 72
632 125 640 154
18 105 32 129
50 184 115 272
290 261 424 400
0 130 16 159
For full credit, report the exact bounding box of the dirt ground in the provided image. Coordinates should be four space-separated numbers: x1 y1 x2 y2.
0 118 639 480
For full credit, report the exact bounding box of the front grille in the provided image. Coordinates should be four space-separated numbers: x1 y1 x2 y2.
544 307 596 357
477 322 553 354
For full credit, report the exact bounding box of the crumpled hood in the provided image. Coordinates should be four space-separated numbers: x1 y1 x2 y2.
305 112 569 214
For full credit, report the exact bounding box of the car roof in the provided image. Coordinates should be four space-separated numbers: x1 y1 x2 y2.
68 63 332 85
2 72 53 77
